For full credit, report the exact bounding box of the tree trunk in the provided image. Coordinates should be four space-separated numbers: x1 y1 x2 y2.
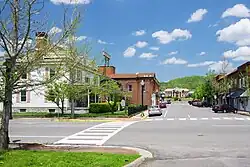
70 99 75 118
0 86 12 150
61 99 64 115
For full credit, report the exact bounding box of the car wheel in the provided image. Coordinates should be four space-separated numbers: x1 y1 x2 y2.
214 110 218 113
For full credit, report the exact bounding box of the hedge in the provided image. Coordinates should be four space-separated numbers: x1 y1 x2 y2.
128 105 147 116
89 103 111 113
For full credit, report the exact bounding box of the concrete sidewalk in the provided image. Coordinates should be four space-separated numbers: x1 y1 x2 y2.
238 111 250 117
132 110 148 119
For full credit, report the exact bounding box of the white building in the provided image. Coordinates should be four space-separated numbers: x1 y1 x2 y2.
164 87 189 98
2 32 100 113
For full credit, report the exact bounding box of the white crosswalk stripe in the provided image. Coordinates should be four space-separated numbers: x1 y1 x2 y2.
54 121 136 145
144 117 250 122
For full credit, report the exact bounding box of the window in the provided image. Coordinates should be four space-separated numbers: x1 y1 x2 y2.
77 70 82 82
128 85 132 91
242 77 246 87
21 73 27 79
85 76 90 83
21 90 26 102
49 109 55 113
142 85 146 92
20 109 26 112
49 68 55 78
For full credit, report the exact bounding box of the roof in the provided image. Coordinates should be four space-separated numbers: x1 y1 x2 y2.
109 72 160 85
110 73 155 79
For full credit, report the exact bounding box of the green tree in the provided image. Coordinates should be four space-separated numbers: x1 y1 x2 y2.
0 0 80 149
45 82 68 115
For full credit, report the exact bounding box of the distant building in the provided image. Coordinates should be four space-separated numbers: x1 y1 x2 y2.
164 87 189 98
99 66 160 106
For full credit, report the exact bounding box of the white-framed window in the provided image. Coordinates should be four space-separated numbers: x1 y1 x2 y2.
21 89 26 102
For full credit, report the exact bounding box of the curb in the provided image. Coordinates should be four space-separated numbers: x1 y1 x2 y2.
45 145 153 167
54 119 115 123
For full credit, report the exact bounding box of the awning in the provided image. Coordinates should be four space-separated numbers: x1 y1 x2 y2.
240 90 249 97
229 89 245 98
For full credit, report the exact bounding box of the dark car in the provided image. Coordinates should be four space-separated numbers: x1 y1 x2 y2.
212 104 237 113
159 102 167 108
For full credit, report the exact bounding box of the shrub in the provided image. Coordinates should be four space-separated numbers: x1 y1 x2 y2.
89 103 111 113
173 97 178 101
127 104 147 116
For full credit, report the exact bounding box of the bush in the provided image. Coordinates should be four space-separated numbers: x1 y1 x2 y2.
173 97 178 101
127 104 147 116
89 103 111 113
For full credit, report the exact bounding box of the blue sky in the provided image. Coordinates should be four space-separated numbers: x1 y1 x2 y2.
35 0 250 81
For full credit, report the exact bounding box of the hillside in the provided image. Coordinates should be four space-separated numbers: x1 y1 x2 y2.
160 76 205 91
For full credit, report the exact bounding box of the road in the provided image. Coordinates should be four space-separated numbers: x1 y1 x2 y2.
9 102 250 167
105 102 250 167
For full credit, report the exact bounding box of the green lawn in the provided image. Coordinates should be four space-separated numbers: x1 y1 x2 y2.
0 150 140 167
13 111 128 118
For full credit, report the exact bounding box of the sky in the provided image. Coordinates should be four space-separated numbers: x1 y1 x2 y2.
2 0 250 82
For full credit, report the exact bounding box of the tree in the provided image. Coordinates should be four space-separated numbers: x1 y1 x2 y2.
0 0 80 149
45 82 68 115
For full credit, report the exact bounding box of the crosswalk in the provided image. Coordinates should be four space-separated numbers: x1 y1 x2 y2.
144 117 250 122
54 121 136 145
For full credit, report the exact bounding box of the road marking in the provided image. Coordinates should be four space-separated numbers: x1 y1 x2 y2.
234 117 244 120
190 118 198 120
167 118 174 121
164 107 169 118
223 117 232 120
201 118 209 120
54 121 136 145
246 118 250 120
212 117 221 120
179 118 187 121
155 118 164 121
10 136 67 138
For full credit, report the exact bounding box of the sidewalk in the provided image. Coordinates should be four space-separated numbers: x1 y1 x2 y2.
238 111 250 117
132 110 148 120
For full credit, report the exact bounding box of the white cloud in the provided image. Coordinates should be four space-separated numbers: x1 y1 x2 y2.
152 29 192 44
135 41 148 48
223 46 250 61
161 57 188 65
216 18 250 46
50 0 91 5
168 51 178 55
187 8 208 23
199 52 206 56
149 47 160 51
208 61 234 73
222 4 250 18
132 30 146 36
97 39 114 45
76 36 87 41
187 61 216 67
49 27 62 35
139 53 158 60
123 46 136 57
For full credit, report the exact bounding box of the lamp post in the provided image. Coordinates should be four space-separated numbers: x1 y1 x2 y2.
140 80 145 106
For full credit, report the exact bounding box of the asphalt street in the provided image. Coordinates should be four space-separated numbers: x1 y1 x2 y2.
105 102 250 167
9 119 101 144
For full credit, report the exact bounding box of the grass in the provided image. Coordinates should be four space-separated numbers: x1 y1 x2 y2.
0 150 140 167
13 111 129 118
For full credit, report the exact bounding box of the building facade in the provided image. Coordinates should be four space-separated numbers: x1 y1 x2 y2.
6 32 100 113
215 61 250 112
164 88 189 98
99 66 160 106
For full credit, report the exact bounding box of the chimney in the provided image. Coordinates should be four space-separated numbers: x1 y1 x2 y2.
35 32 48 49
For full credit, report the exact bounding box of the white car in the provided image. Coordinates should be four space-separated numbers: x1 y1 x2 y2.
148 105 162 117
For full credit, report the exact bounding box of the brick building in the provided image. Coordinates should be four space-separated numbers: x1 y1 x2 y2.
99 66 160 106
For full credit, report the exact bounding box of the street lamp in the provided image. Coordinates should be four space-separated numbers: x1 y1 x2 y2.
140 80 145 106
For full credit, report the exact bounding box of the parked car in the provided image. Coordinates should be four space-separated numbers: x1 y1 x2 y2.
148 105 162 117
159 102 167 108
212 104 237 113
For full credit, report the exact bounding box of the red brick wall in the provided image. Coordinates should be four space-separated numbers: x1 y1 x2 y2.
99 66 116 76
114 78 159 106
